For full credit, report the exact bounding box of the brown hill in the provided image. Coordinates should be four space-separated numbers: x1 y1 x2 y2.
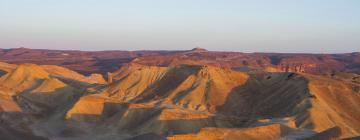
132 52 360 74
0 61 16 76
0 64 81 114
102 63 168 102
62 64 360 139
0 48 182 75
132 64 249 112
1 48 359 75
1 62 359 139
41 65 106 84
0 64 50 92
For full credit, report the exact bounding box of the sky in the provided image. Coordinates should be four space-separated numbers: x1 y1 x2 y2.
0 0 359 53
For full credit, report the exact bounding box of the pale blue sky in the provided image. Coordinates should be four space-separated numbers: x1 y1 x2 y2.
0 0 359 53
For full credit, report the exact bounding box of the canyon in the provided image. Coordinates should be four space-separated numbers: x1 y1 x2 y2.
0 48 359 140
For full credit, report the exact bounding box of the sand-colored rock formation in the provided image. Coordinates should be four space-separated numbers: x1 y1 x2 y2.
42 65 106 84
64 65 360 139
65 95 107 122
0 61 16 74
101 63 167 102
0 64 81 115
1 62 360 140
0 64 50 92
299 74 360 138
0 95 22 112
21 78 78 109
144 65 248 112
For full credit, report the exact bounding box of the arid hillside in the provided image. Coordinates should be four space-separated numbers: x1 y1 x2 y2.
0 59 359 140
0 48 181 75
1 48 359 76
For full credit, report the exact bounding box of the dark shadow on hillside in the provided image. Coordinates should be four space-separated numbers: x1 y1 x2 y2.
125 133 162 140
343 136 360 140
302 127 341 140
54 76 107 92
171 81 200 104
67 102 129 123
0 111 48 140
93 58 134 76
269 56 283 65
13 84 82 119
0 70 6 77
217 73 313 120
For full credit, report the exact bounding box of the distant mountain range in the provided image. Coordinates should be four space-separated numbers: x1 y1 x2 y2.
1 48 359 76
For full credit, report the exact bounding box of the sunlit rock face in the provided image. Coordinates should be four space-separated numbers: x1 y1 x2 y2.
0 58 359 139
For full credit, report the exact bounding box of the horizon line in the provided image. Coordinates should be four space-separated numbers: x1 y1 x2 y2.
1 47 359 55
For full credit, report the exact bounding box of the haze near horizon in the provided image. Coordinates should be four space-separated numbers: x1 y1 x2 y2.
0 0 359 53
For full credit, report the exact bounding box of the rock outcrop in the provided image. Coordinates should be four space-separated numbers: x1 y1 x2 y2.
1 62 360 140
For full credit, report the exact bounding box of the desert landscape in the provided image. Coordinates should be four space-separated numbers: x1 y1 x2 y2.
0 48 359 140
1 1 359 139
